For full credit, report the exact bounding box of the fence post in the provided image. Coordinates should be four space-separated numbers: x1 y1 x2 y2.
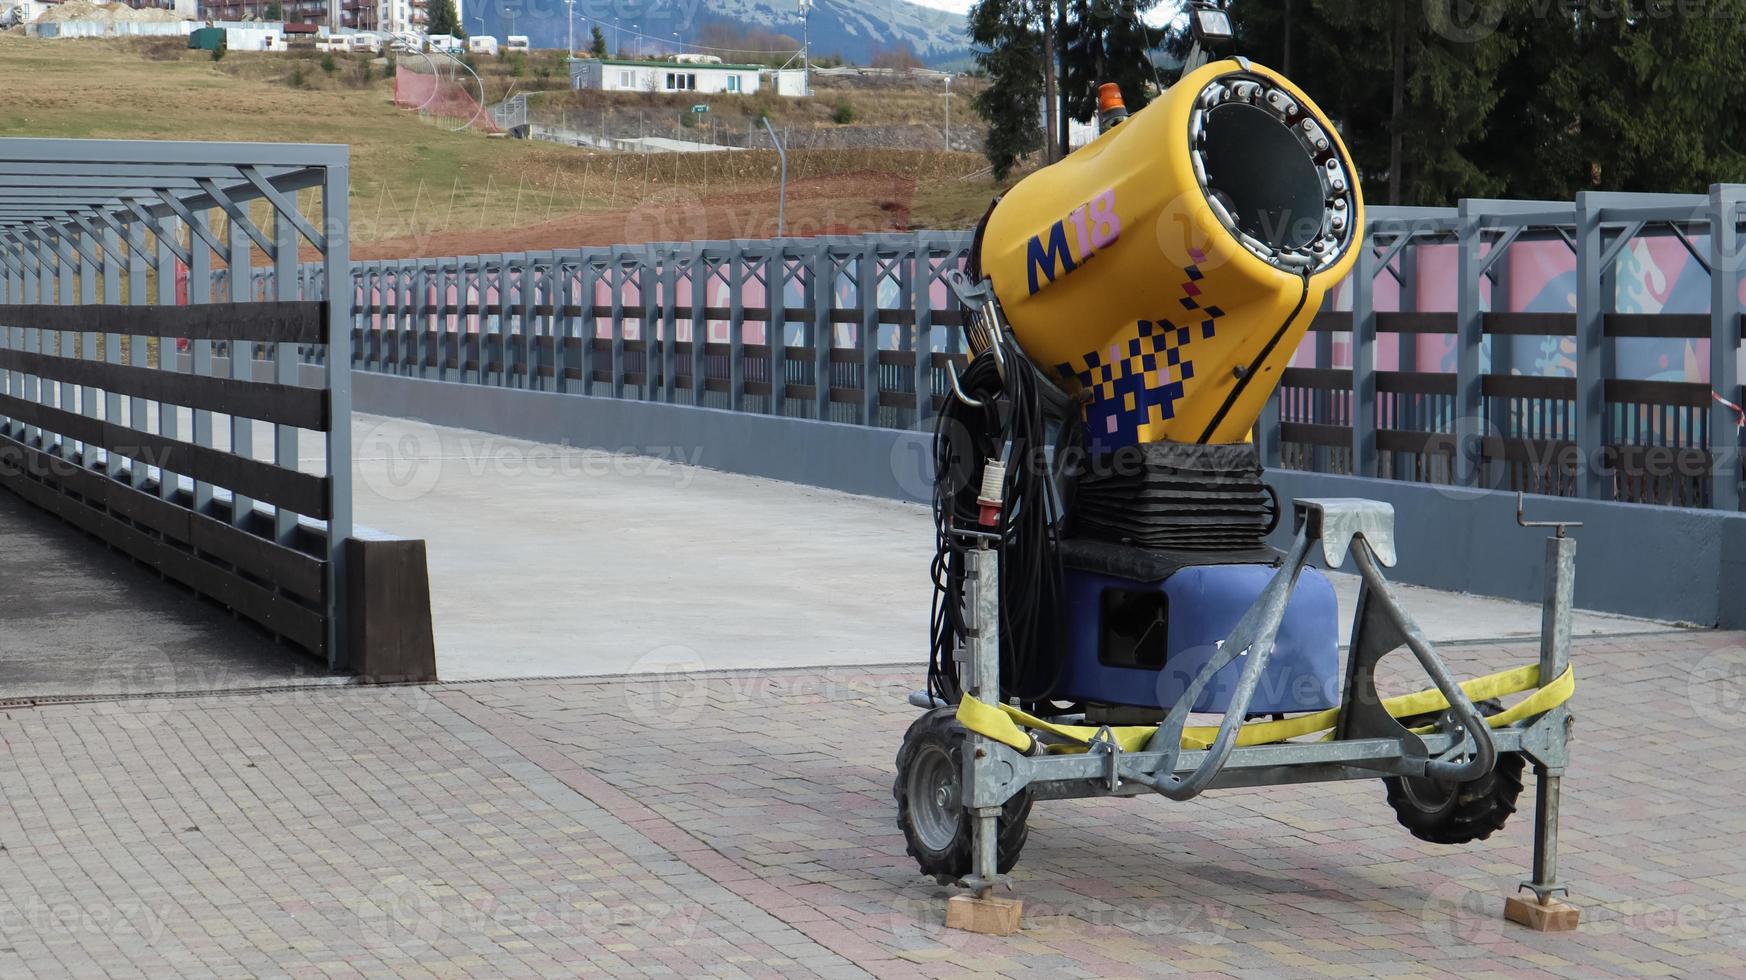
124 220 149 489
226 213 255 524
1574 192 1609 501
154 220 178 498
581 255 602 396
1350 222 1378 478
728 244 746 412
860 243 881 426
462 256 479 383
1710 184 1743 511
99 227 122 473
437 258 454 382
766 247 785 415
491 254 512 387
1310 298 1333 473
690 248 708 405
78 225 98 469
513 253 533 389
641 246 661 402
662 247 680 404
913 235 935 428
1454 199 1483 487
385 261 400 375
811 242 832 419
324 158 354 671
410 260 425 379
187 214 215 506
609 255 626 399
271 184 301 543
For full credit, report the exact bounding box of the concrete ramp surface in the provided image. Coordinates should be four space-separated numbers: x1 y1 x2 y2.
0 490 338 698
348 415 1678 682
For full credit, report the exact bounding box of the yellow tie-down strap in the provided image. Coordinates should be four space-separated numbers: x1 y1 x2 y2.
956 663 1576 755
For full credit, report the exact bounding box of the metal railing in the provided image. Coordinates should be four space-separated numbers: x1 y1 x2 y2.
300 233 979 434
1271 191 1746 511
0 138 354 666
281 185 1746 513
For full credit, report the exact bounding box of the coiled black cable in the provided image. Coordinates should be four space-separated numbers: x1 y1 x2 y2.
927 339 1065 706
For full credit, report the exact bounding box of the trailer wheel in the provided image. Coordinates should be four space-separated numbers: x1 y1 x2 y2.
894 707 1030 881
1383 699 1526 844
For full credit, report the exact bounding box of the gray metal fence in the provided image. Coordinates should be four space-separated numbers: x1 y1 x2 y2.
1271 191 1746 512
299 185 1746 513
306 233 979 434
0 138 354 666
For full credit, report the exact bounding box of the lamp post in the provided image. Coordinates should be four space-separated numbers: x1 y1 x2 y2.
565 0 574 57
798 0 811 96
943 75 951 150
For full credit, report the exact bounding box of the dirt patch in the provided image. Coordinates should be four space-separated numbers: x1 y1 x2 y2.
352 172 926 260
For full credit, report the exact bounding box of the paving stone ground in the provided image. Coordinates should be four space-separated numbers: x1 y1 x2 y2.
2 630 1745 977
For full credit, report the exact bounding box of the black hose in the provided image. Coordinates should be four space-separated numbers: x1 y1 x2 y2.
927 342 1065 705
1197 269 1313 444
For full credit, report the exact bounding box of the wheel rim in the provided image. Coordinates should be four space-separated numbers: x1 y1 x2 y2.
1400 708 1481 811
906 742 961 851
1400 775 1457 812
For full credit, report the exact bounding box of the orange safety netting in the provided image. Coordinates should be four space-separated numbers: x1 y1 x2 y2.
393 65 501 133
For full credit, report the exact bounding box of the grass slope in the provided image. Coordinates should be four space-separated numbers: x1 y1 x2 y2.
0 37 1005 257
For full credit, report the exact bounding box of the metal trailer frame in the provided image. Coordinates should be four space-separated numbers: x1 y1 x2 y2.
946 495 1574 906
0 138 354 666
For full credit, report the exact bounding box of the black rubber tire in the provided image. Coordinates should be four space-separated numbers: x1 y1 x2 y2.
893 706 1030 880
1383 699 1526 844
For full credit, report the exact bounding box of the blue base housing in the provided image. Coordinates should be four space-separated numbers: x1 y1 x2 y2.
1056 562 1341 714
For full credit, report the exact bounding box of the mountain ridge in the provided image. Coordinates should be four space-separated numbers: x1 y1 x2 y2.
475 0 973 67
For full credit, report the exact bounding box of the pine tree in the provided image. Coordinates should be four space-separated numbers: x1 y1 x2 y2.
969 0 1049 179
1224 0 1513 205
1531 0 1746 195
590 25 607 58
428 0 464 39
1192 0 1746 204
1060 0 1165 124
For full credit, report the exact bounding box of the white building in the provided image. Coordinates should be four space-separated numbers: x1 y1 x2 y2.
373 0 424 35
570 58 806 98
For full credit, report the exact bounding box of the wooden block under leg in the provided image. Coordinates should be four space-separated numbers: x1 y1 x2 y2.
1504 895 1580 932
946 893 1023 935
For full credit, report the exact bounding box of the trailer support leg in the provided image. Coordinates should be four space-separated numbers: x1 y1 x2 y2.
1506 532 1580 932
949 544 1024 935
